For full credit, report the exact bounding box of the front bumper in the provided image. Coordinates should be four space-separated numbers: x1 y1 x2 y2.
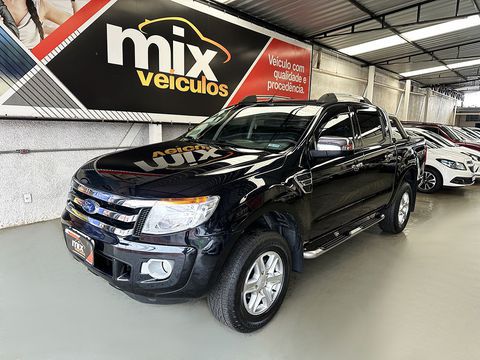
438 166 476 188
61 212 227 303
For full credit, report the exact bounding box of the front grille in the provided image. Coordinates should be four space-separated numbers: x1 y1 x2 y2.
66 179 155 237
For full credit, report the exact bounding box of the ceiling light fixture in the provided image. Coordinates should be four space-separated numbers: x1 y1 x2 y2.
400 58 480 77
339 15 480 56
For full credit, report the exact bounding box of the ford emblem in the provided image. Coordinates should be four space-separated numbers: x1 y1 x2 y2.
82 199 100 215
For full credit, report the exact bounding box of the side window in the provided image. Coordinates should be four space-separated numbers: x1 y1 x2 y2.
355 107 385 147
316 107 355 148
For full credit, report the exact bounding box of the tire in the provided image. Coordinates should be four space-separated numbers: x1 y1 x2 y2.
380 182 413 234
207 231 291 333
418 166 443 193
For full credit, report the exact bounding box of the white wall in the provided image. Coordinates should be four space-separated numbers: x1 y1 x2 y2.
310 48 456 124
0 121 188 229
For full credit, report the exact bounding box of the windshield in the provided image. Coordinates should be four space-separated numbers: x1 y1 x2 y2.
406 130 439 149
462 128 480 140
441 126 462 141
183 105 319 151
407 128 457 147
454 127 480 141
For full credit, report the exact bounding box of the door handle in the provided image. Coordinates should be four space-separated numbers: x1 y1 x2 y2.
352 162 364 171
385 153 395 161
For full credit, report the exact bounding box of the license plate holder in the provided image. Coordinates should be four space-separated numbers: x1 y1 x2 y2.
65 228 94 265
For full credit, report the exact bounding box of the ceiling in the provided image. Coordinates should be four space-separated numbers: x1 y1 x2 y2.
209 0 480 91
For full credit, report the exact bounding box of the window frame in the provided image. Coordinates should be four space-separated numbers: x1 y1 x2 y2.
352 104 388 149
312 104 359 152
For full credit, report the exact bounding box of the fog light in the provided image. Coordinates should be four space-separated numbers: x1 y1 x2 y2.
140 259 174 280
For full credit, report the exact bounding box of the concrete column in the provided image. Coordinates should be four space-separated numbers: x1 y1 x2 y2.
402 80 411 121
423 89 432 123
365 66 375 102
452 104 457 125
149 124 163 144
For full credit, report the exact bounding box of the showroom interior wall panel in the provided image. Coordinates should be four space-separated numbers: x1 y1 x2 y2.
372 71 404 117
310 50 367 99
0 121 148 228
311 48 457 124
408 93 427 121
425 93 457 124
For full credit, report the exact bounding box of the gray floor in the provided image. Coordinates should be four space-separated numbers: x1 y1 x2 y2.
1 187 480 360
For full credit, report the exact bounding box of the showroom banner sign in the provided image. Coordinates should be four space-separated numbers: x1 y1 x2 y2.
0 0 312 123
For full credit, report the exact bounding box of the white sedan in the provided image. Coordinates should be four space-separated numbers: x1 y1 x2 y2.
406 127 480 177
407 131 476 193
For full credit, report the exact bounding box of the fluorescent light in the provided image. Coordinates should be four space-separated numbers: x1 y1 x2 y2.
339 15 480 56
404 15 480 41
400 58 480 77
400 66 448 77
449 58 480 69
340 35 406 56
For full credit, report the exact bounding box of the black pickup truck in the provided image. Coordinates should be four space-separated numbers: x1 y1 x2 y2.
62 94 426 332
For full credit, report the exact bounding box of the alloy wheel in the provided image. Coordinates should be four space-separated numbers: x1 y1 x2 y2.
397 191 410 225
242 251 284 316
419 171 436 191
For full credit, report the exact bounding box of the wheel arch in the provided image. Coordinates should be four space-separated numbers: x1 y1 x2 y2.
392 166 418 212
246 210 304 273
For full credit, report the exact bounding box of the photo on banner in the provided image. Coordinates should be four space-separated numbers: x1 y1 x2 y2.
0 0 90 49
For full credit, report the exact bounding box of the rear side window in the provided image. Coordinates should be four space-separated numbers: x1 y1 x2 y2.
355 107 385 147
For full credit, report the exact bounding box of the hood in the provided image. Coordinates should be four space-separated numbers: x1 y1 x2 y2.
449 146 480 159
427 147 472 164
75 140 286 198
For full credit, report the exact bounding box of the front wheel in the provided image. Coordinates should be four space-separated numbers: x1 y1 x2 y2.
207 231 291 333
380 182 413 234
418 167 442 193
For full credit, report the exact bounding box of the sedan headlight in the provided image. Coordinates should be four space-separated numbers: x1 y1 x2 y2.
437 159 467 171
142 196 220 235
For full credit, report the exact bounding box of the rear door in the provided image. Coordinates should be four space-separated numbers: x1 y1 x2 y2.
352 105 397 213
309 105 365 238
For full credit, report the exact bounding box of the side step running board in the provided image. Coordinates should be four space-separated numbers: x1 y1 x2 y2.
303 214 385 259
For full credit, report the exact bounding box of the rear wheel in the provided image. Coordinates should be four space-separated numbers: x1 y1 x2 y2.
207 231 291 333
380 182 413 234
418 167 442 193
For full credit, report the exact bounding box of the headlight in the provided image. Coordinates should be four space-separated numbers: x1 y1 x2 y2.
142 196 220 234
437 159 467 171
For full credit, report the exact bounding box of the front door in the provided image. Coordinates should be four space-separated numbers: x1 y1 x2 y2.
352 105 396 213
309 105 365 239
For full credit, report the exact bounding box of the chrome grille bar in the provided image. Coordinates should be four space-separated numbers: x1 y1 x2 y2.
65 203 134 237
72 179 156 209
68 194 139 223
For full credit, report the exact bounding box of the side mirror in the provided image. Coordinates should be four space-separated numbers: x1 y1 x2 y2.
310 136 354 158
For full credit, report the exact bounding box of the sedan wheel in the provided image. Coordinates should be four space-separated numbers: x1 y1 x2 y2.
418 167 442 193
419 171 436 191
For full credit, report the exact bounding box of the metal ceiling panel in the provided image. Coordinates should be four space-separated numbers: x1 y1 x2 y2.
217 0 369 37
381 60 445 73
317 28 397 50
216 0 480 88
356 0 430 14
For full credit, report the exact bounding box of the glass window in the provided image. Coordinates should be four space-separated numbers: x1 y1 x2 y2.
184 105 319 152
356 107 385 147
318 109 354 140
